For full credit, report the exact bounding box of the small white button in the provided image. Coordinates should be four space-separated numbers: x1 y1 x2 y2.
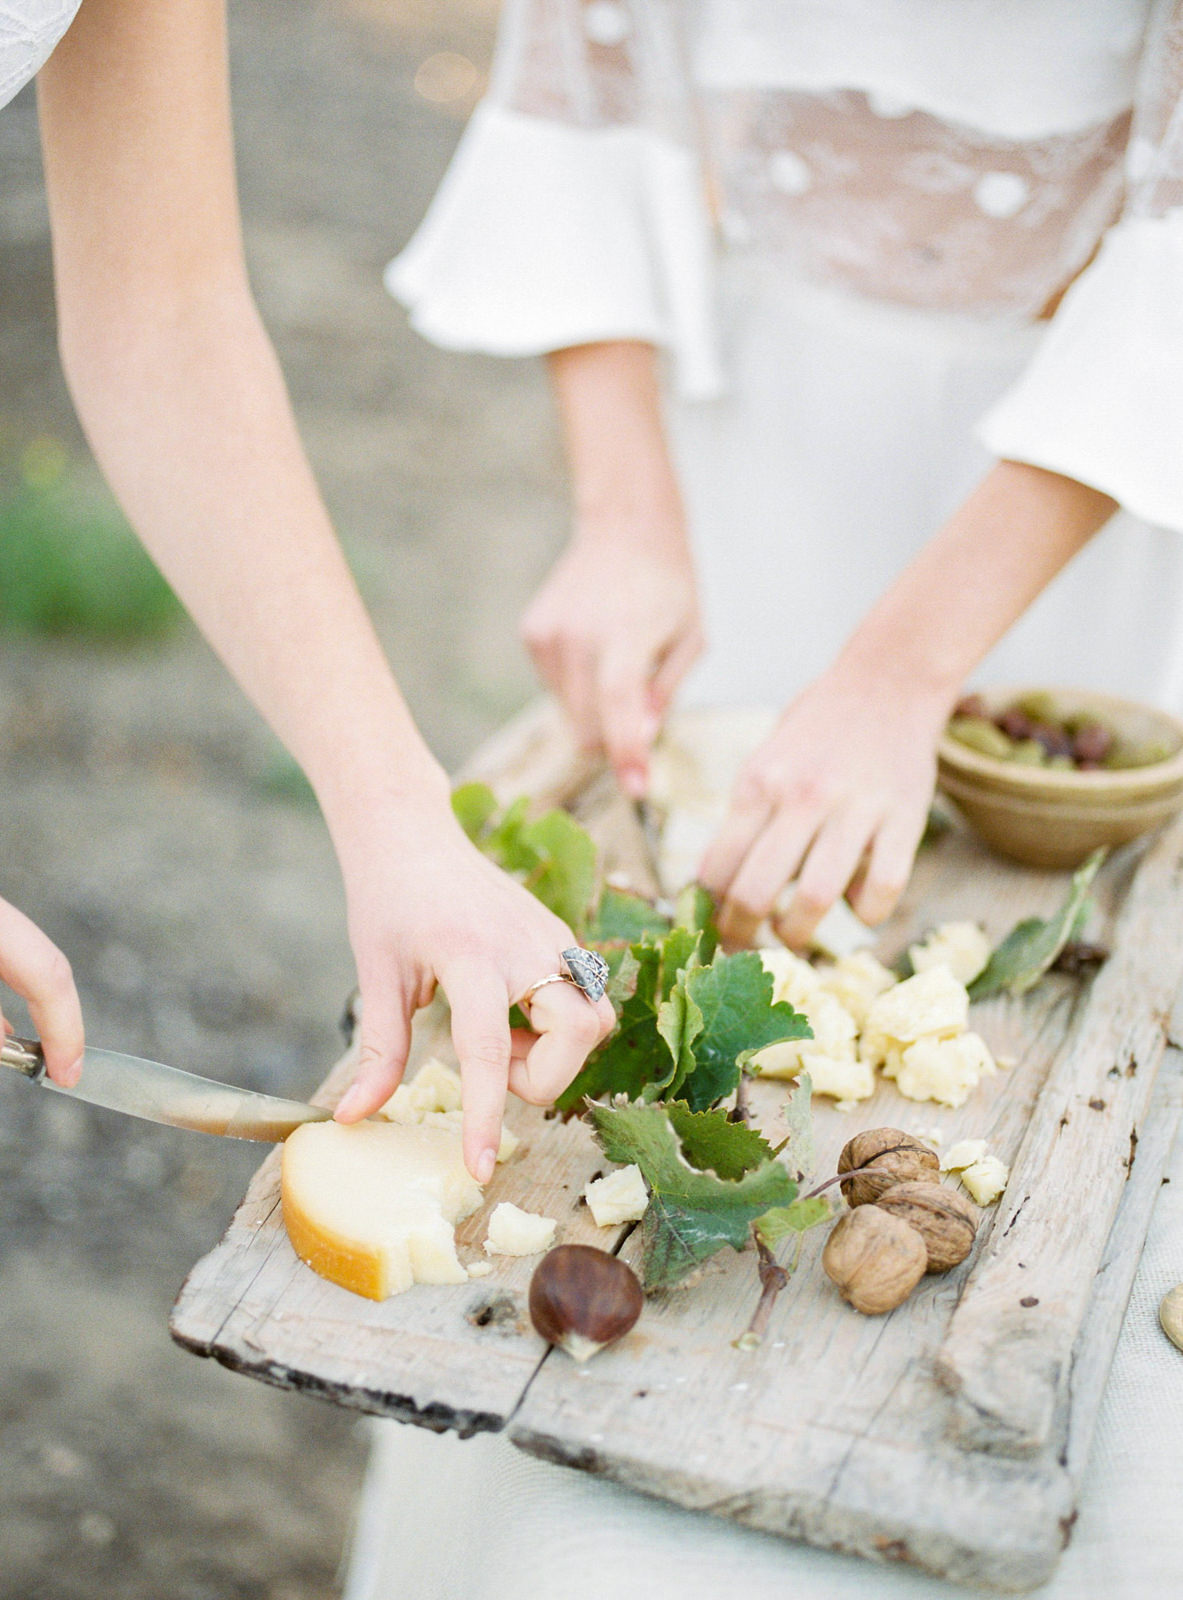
768 150 812 196
583 1 631 46
973 171 1030 218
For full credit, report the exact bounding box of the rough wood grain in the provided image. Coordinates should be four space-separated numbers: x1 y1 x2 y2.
936 818 1183 1455
170 704 1183 1592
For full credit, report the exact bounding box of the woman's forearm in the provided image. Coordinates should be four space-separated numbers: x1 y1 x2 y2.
547 341 685 549
59 285 449 847
835 460 1118 700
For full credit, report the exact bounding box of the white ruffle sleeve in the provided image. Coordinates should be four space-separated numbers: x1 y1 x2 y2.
978 0 1183 533
385 104 723 401
977 212 1183 533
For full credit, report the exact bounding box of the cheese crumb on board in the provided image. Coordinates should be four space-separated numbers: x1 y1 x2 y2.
483 1202 557 1257
909 922 992 987
757 945 998 1112
941 1139 1010 1204
817 951 898 1029
282 1120 484 1301
583 1165 649 1227
383 1060 519 1161
760 947 825 1009
863 966 969 1052
892 1032 997 1109
466 1261 494 1278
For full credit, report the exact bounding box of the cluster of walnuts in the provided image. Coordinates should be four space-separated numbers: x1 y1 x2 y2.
822 1129 978 1314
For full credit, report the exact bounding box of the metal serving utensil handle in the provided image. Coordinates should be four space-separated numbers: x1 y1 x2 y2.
1 1036 47 1081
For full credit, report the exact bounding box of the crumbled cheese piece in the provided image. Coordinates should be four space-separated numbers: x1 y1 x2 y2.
797 1052 876 1103
759 947 824 1009
959 1156 1009 1206
909 922 992 987
483 1202 557 1257
406 1057 464 1114
817 951 897 1028
941 1139 990 1172
466 1260 494 1278
583 1165 649 1227
941 1139 1009 1204
864 964 969 1047
381 1061 519 1162
756 988 859 1083
894 1033 994 1108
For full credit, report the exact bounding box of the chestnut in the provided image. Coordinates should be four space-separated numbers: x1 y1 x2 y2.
528 1244 643 1363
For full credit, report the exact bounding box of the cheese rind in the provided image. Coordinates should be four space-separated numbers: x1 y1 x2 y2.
281 1120 483 1300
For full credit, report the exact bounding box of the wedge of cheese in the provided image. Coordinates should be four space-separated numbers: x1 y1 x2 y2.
282 1120 484 1301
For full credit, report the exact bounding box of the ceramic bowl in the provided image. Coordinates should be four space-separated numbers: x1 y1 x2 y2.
936 686 1183 869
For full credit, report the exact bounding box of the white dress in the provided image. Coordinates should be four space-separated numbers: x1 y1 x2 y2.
353 4 1183 1597
389 0 1183 712
0 0 80 110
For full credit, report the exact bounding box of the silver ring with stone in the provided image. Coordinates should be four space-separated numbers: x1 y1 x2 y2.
519 948 610 1018
561 946 609 1002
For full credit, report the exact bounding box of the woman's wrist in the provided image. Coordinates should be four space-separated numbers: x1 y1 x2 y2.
313 728 454 870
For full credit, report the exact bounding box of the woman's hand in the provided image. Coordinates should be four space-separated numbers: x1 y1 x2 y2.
522 527 703 797
701 461 1121 949
538 340 701 793
331 796 614 1183
700 666 951 950
0 897 85 1085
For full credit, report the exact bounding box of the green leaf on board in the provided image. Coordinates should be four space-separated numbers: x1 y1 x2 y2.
451 785 598 935
588 1100 796 1291
587 886 672 944
754 1194 833 1249
968 847 1107 1001
679 952 811 1112
773 1074 816 1182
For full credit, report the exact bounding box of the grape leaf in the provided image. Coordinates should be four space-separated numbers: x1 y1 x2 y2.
451 785 598 934
588 887 671 943
675 882 719 964
654 977 704 1104
969 847 1107 1001
557 941 665 1108
520 809 598 932
556 927 708 1110
679 952 811 1111
754 1194 832 1249
664 1101 778 1177
773 1074 815 1183
589 1100 796 1290
451 781 499 841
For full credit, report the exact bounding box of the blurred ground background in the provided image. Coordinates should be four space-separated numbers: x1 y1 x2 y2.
0 3 567 1595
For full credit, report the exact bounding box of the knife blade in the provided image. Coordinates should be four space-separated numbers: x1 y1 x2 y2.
0 1035 333 1142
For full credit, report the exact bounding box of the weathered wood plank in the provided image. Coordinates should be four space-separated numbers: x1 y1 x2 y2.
936 815 1183 1454
170 999 631 1434
170 704 1183 1591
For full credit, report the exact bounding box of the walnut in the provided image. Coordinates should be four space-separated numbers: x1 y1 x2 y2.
837 1127 940 1207
874 1181 978 1272
821 1206 928 1315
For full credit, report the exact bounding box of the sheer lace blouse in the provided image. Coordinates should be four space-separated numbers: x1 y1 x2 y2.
389 0 1183 531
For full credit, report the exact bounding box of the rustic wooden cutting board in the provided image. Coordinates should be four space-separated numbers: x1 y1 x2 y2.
170 703 1183 1591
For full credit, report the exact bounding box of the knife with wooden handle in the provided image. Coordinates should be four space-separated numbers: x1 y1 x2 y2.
0 1035 333 1141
